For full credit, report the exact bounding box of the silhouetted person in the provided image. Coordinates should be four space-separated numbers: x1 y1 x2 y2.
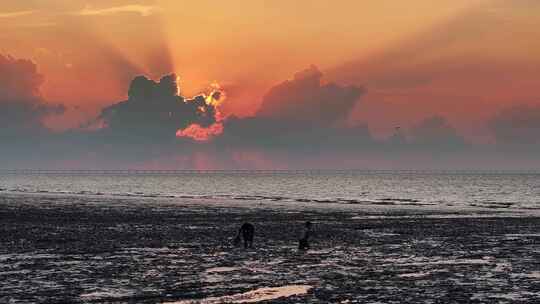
234 222 254 249
298 221 312 251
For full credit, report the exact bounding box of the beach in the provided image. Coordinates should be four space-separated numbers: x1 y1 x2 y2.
1 191 539 303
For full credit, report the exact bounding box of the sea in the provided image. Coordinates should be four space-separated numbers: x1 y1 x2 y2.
1 171 539 214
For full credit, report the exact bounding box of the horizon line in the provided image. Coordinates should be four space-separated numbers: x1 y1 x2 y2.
1 169 540 175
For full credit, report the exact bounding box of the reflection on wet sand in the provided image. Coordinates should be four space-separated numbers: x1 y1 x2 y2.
170 285 312 304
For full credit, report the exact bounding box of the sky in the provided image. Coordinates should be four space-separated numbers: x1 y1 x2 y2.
1 0 540 169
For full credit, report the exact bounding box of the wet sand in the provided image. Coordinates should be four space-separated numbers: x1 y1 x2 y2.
1 193 540 303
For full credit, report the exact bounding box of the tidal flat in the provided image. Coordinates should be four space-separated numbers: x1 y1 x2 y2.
1 193 539 303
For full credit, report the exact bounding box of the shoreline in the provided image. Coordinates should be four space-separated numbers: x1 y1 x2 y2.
2 190 539 218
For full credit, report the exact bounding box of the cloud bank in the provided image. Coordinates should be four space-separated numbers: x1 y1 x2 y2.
1 54 539 169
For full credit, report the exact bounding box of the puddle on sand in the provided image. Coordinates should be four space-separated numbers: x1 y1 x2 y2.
472 291 540 301
504 233 540 239
381 257 490 267
80 289 135 301
398 271 431 278
169 285 312 304
512 271 540 279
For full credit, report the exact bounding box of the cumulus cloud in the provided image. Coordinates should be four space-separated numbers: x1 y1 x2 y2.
217 66 372 152
490 104 540 146
257 65 364 127
92 65 365 149
94 74 223 142
0 54 64 137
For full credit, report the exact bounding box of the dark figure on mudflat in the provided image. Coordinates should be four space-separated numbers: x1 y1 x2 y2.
234 222 254 249
298 221 312 251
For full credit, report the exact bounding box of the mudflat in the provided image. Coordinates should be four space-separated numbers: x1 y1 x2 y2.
1 193 539 303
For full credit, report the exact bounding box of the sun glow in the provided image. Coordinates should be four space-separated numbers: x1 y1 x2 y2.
176 83 227 141
176 122 224 141
205 82 225 106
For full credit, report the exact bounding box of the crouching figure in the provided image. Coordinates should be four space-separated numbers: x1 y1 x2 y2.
298 221 312 251
234 222 254 249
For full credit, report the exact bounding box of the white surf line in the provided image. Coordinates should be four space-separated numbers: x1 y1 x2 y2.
168 285 312 304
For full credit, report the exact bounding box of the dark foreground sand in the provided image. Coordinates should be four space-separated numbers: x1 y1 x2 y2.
1 193 539 303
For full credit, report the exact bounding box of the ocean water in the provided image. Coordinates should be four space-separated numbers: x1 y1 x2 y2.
1 171 539 213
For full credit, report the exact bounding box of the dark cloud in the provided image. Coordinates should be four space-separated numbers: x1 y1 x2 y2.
215 66 372 152
95 74 222 142
0 54 64 137
490 104 540 146
257 65 364 127
93 65 367 152
91 66 471 164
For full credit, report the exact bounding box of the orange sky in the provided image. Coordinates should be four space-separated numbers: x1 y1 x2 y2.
1 0 539 141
